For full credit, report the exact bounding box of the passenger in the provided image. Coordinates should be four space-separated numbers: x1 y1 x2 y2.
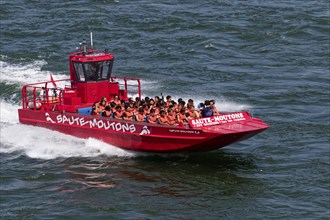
154 96 160 107
178 100 186 112
102 105 112 117
110 101 116 113
157 99 166 110
101 96 107 104
129 100 135 109
99 99 107 111
158 110 168 125
186 104 199 120
154 105 160 116
202 100 214 117
165 95 172 107
197 102 204 118
187 99 194 107
147 108 158 124
112 95 121 105
210 99 219 115
168 104 174 112
140 99 146 106
195 108 201 118
122 106 134 121
177 108 189 124
145 96 150 105
135 97 141 107
128 97 134 103
113 105 123 119
132 105 138 117
92 101 101 116
149 98 155 105
167 108 177 126
143 104 150 115
197 102 204 111
170 100 178 113
135 107 146 122
120 100 126 110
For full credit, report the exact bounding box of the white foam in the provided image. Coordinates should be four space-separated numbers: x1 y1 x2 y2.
0 60 68 85
217 100 252 112
0 124 134 159
0 100 19 124
140 79 161 91
168 95 252 112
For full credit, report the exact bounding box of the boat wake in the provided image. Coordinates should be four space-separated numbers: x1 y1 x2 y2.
169 95 252 113
0 59 68 85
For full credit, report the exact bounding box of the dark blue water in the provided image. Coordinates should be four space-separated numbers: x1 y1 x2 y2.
1 0 329 219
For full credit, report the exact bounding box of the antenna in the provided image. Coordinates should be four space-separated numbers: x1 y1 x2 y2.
82 39 86 56
90 32 93 49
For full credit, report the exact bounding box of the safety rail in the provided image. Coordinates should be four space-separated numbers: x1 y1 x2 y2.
21 76 142 111
21 78 71 111
110 76 141 99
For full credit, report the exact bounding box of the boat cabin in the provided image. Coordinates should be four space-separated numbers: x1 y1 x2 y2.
21 36 141 113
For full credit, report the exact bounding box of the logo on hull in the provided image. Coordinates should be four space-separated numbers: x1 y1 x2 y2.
140 126 150 135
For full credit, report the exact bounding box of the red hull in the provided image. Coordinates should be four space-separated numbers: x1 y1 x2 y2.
18 109 269 152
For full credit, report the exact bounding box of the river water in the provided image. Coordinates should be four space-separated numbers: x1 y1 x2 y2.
1 0 329 219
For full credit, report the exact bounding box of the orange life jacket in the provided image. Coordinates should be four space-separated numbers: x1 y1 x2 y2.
148 114 158 123
167 114 176 125
179 113 188 122
124 111 133 120
136 113 145 122
187 110 197 119
114 111 123 119
158 116 168 125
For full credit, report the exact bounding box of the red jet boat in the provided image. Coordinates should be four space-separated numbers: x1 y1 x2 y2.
18 34 269 152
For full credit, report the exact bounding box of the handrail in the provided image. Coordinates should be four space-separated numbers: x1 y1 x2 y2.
110 76 141 99
22 78 71 87
21 76 142 111
21 78 71 110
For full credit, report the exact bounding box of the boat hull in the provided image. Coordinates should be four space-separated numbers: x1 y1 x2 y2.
18 109 269 152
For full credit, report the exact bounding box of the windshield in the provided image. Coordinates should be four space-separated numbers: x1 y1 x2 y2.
73 60 113 82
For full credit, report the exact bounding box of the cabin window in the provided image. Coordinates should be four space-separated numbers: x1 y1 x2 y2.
74 62 85 81
73 60 113 82
101 61 110 79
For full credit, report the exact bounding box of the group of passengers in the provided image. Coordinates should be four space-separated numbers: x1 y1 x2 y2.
91 95 219 126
